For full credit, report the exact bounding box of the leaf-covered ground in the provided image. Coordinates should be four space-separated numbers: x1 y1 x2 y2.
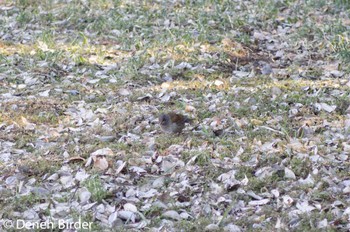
1 0 350 231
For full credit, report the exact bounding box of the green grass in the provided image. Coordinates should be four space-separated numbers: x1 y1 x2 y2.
82 175 109 202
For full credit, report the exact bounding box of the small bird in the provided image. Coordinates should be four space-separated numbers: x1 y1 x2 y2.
159 112 192 134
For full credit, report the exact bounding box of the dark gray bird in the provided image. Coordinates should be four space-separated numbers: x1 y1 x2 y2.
158 112 192 134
